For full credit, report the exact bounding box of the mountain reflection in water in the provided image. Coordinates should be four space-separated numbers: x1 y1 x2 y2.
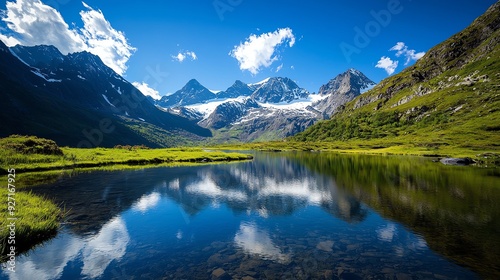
2 152 498 279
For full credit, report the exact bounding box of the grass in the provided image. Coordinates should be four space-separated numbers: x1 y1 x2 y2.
0 173 62 262
0 135 253 175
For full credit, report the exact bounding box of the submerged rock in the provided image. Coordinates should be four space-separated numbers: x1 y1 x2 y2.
316 240 334 252
211 268 230 280
439 157 475 166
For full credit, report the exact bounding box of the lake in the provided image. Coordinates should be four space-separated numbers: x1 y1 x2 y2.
1 152 499 279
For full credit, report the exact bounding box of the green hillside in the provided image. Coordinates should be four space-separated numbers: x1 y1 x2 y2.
292 2 500 153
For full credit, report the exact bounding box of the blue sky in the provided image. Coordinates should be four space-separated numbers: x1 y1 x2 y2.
0 0 496 98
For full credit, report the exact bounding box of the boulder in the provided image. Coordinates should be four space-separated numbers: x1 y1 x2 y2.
211 268 230 280
439 157 475 166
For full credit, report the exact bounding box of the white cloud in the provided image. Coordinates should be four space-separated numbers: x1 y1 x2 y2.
0 33 21 46
171 50 197 62
132 81 162 100
275 63 283 73
229 27 295 75
0 0 135 75
376 56 398 75
1 0 86 52
390 42 425 65
79 2 136 75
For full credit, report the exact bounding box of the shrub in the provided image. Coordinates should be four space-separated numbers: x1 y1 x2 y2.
0 135 63 156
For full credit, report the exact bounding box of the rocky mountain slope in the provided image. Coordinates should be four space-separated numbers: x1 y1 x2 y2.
292 2 500 151
159 71 374 142
1 42 211 147
314 69 375 117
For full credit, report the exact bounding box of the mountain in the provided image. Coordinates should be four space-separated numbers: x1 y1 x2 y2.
213 105 323 142
292 2 500 151
157 79 216 107
0 42 211 147
10 45 64 69
314 69 376 116
199 98 260 129
250 77 309 103
216 80 256 99
159 71 372 142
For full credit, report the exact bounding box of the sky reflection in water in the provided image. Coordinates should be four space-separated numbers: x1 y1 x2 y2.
3 152 498 279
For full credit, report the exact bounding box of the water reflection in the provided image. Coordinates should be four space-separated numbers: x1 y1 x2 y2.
131 192 161 213
7 217 129 280
234 222 290 263
2 152 498 279
8 234 83 280
80 217 129 278
162 160 367 222
377 223 397 242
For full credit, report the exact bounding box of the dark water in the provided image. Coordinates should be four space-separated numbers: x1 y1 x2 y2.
2 152 500 279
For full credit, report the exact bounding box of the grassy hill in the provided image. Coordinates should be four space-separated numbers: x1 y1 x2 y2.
292 2 500 155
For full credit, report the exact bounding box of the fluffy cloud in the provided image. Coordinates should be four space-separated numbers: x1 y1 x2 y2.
132 81 162 100
79 2 136 75
390 42 425 65
229 27 295 75
376 56 398 75
0 0 135 75
171 50 197 62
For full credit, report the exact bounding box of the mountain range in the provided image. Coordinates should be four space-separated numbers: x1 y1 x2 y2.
0 42 211 147
2 2 497 148
0 36 376 145
155 70 375 142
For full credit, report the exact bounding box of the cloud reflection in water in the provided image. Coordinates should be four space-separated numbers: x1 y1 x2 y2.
4 217 129 280
234 222 290 264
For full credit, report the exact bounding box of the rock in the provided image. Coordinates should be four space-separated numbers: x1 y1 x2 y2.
324 270 334 279
207 253 224 265
316 240 334 252
396 273 412 280
439 157 475 166
211 268 230 280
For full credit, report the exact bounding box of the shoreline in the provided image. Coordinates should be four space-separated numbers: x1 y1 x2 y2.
1 142 498 263
0 146 253 263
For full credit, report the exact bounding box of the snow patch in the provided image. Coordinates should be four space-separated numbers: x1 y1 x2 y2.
349 68 359 75
9 49 30 66
31 70 61 82
102 94 116 107
248 77 270 86
185 96 250 118
138 118 145 121
77 75 86 80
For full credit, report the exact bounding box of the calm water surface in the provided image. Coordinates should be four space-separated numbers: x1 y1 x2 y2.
2 152 500 279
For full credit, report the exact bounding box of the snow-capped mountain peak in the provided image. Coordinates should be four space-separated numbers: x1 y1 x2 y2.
250 77 310 103
157 79 216 107
248 77 271 87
